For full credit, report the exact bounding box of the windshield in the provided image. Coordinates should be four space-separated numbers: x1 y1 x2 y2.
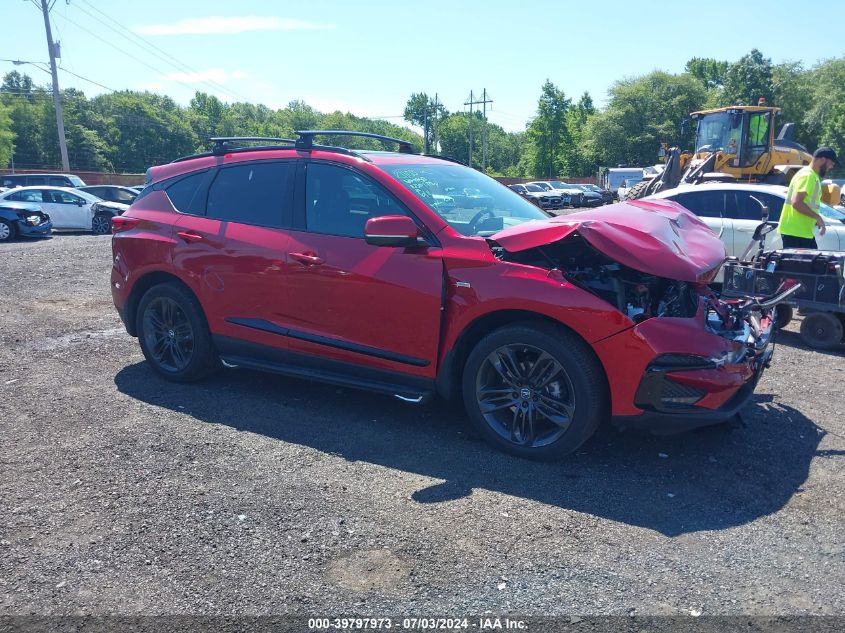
695 112 742 153
525 184 543 192
623 178 640 187
820 201 845 222
68 175 85 187
548 181 571 189
382 163 549 236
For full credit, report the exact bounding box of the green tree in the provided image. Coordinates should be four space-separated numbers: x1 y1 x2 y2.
685 57 729 88
722 49 774 106
403 92 447 153
525 80 571 178
585 71 706 169
0 101 14 167
803 58 845 161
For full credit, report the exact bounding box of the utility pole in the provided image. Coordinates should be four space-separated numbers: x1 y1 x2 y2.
464 90 474 167
465 90 493 170
432 93 440 153
480 88 493 171
40 0 69 172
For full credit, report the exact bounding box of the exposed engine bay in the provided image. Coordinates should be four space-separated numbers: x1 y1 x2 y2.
493 232 799 352
495 234 701 322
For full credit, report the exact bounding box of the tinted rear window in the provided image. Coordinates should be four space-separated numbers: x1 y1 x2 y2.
165 171 209 214
205 162 293 228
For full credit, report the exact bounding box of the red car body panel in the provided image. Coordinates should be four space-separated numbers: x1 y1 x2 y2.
492 199 727 284
112 146 774 433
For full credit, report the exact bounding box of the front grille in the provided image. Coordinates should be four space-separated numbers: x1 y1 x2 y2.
662 380 704 400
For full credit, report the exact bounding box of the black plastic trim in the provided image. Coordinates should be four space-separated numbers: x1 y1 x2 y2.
224 317 430 367
213 335 434 399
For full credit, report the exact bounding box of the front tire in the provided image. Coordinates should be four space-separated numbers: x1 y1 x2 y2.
91 212 113 235
137 283 219 382
462 323 608 460
0 219 16 242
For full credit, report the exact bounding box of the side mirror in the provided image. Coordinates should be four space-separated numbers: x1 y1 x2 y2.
364 215 423 248
76 199 85 206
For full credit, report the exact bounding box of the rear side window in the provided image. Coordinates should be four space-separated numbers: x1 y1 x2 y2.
6 190 44 202
669 191 725 218
729 191 783 222
165 171 209 215
206 162 293 228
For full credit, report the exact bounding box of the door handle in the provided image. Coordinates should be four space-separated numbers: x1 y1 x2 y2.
290 251 325 266
177 231 203 243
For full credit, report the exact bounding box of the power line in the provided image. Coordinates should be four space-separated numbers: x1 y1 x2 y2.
59 13 220 98
75 0 250 102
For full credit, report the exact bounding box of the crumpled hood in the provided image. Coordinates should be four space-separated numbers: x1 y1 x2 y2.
491 198 727 283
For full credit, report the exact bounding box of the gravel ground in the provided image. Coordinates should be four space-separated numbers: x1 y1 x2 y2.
1 234 843 618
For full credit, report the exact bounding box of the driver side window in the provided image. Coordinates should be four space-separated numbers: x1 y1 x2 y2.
305 163 407 238
52 191 84 205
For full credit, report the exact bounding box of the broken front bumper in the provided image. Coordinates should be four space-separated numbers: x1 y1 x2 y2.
593 306 775 433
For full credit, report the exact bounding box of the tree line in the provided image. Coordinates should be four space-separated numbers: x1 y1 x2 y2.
0 48 843 177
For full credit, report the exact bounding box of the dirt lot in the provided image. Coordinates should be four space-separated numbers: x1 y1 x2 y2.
1 234 844 617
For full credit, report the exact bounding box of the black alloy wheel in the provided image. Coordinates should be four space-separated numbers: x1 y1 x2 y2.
137 283 218 382
462 323 607 460
476 343 576 448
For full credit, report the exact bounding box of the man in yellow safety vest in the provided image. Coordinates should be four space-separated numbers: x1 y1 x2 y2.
777 147 838 249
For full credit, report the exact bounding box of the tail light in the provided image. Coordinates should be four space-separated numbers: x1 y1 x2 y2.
111 216 140 234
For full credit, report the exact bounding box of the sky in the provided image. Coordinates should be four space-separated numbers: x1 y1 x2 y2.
2 0 838 133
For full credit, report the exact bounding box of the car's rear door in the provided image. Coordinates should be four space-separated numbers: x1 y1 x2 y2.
170 160 295 355
727 190 785 254
280 160 444 378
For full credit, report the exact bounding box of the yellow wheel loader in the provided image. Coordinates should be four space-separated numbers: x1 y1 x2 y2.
623 105 841 204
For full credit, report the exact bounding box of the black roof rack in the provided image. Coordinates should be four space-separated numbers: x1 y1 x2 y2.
295 130 416 154
170 132 419 165
210 136 296 156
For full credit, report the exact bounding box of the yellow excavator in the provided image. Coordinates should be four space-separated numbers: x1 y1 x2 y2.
623 104 841 204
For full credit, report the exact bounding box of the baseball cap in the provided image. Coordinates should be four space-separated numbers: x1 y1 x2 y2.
813 146 838 165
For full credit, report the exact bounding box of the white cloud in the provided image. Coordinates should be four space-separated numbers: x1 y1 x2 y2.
161 68 248 84
133 16 334 36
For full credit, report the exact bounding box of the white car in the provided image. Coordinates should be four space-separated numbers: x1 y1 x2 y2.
0 186 115 234
647 183 845 279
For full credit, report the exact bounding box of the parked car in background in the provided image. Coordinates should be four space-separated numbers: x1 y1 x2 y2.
570 185 604 207
111 133 777 459
0 173 86 188
580 183 614 204
0 200 52 242
508 183 567 210
647 183 845 269
0 186 114 234
78 185 139 204
617 178 643 200
527 181 585 207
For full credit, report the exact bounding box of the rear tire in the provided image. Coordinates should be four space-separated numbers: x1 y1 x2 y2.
91 212 113 235
799 312 843 350
0 219 16 242
462 322 607 460
136 283 219 382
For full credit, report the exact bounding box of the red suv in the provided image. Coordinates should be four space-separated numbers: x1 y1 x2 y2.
111 132 778 459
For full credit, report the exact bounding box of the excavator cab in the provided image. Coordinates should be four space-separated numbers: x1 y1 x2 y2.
692 107 773 168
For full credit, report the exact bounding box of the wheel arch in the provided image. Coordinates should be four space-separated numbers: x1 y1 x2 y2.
123 271 199 337
436 309 609 405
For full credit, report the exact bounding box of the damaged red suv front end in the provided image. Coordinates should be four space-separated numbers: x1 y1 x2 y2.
491 198 776 432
